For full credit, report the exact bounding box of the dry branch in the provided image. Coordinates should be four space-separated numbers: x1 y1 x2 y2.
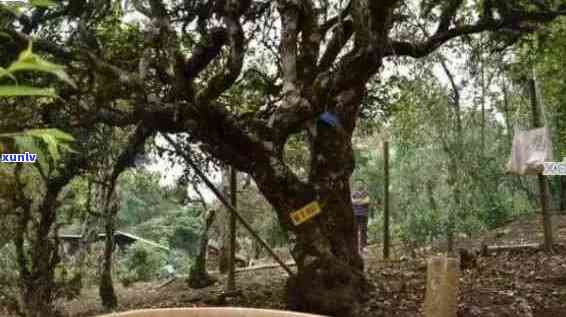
236 261 297 273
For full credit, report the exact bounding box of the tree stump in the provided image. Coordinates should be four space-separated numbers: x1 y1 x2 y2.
423 256 460 317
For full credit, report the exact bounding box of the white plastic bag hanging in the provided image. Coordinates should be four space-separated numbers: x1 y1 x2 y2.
506 127 553 175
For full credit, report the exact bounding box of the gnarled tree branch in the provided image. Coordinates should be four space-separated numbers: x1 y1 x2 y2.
386 7 563 58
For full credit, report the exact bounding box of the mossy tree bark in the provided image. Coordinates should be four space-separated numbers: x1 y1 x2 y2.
13 164 82 317
99 185 119 310
188 209 217 289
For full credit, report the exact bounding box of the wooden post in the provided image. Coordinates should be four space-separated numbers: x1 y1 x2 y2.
227 167 237 290
383 141 390 260
423 256 460 317
528 78 554 252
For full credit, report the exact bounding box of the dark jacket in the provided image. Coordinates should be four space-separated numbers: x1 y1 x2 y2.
352 190 370 216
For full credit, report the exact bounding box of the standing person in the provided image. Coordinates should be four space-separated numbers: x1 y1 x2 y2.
352 181 370 254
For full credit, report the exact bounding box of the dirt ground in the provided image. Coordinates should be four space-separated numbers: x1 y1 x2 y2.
51 214 566 316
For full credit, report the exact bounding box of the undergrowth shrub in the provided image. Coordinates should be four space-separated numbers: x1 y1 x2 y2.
116 241 166 285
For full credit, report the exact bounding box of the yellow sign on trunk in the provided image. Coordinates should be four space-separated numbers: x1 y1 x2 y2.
290 201 321 226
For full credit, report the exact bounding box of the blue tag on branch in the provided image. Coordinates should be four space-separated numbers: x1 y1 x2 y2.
319 111 342 129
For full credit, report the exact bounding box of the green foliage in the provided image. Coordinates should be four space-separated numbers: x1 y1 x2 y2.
117 169 204 255
117 241 167 284
353 66 536 247
525 20 566 160
54 168 203 284
0 41 76 165
134 207 203 255
398 207 444 246
234 182 289 250
0 85 55 97
166 249 193 276
7 43 73 86
352 144 384 219
168 212 202 256
56 175 92 228
0 41 76 94
29 0 56 8
2 128 74 156
117 169 170 227
0 128 76 174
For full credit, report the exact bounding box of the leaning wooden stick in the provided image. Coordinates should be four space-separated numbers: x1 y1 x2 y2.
162 134 295 277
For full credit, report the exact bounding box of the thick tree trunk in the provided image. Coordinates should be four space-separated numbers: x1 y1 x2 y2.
15 172 73 317
253 88 371 317
20 275 58 317
284 196 368 317
18 233 60 317
99 230 117 309
188 209 217 289
99 186 118 309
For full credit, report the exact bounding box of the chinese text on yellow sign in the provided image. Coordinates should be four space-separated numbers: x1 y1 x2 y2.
290 201 321 226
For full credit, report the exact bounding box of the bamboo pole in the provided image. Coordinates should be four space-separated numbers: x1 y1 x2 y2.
162 134 295 276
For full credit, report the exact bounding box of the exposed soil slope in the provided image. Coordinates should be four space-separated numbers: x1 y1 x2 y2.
49 214 566 316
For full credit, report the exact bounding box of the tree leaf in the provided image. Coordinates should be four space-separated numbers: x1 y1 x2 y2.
0 129 76 167
41 133 60 161
0 32 13 41
0 67 16 83
13 135 36 154
29 0 56 7
0 3 22 17
7 43 76 88
0 86 56 97
23 129 75 143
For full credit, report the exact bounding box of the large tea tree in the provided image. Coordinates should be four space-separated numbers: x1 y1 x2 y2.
3 1 566 315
